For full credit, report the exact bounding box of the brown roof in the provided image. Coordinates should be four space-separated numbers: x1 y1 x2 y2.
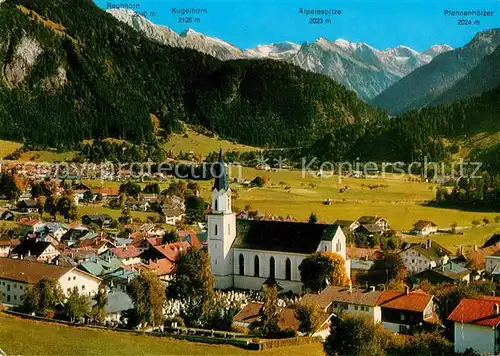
234 302 331 332
377 290 433 312
448 296 500 327
153 241 191 262
0 239 20 247
413 220 437 230
302 286 382 310
467 245 500 269
110 245 142 259
347 247 383 260
0 258 71 284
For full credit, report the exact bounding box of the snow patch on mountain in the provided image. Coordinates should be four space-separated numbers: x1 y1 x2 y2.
108 9 453 100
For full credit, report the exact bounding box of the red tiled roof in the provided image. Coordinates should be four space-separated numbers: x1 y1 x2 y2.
467 245 500 269
448 296 500 327
94 187 119 195
110 245 141 259
18 219 42 227
347 247 383 260
177 230 197 239
377 290 433 312
144 258 175 276
0 239 20 247
153 241 190 262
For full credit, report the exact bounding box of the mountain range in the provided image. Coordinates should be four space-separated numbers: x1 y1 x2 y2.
107 9 452 101
0 0 386 148
373 29 500 115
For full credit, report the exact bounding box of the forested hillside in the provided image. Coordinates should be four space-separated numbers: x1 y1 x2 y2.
432 45 500 106
310 84 500 164
0 0 386 148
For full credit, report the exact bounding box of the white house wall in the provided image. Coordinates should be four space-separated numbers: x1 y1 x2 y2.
59 269 100 296
453 322 496 355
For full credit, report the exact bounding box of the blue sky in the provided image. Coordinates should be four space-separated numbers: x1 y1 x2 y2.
95 0 500 51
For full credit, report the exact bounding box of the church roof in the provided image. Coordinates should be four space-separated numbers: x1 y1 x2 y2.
212 147 229 191
233 219 341 254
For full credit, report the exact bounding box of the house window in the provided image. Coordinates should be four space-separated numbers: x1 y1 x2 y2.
269 257 276 279
215 224 218 236
400 314 405 321
354 305 358 311
333 303 337 308
68 277 71 281
285 258 292 281
7 285 10 292
239 254 245 276
82 285 85 290
228 224 231 235
254 256 260 277
214 200 218 211
324 245 327 252
73 276 76 280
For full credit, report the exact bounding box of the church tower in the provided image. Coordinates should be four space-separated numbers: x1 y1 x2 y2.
208 148 236 289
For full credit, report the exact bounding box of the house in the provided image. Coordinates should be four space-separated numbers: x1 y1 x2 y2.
101 246 142 266
485 250 500 278
0 258 101 306
17 199 39 214
333 220 360 232
233 301 332 339
465 245 500 272
79 256 123 276
208 149 350 293
357 216 389 232
347 247 383 261
411 220 438 236
11 240 60 262
0 239 20 257
350 259 375 285
414 261 471 284
160 208 185 225
74 237 115 255
377 287 436 333
142 241 191 264
17 219 45 233
354 224 384 238
82 214 113 228
60 226 90 246
92 289 133 323
448 296 500 355
400 240 451 275
483 234 500 249
301 285 382 323
103 269 139 292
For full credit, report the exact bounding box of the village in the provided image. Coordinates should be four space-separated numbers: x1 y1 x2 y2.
0 150 500 355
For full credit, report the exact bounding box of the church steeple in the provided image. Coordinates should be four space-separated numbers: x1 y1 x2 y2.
213 147 229 191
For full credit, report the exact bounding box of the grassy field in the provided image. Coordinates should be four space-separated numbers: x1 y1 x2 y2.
0 314 324 355
0 140 22 159
77 166 500 250
163 125 258 156
17 150 78 163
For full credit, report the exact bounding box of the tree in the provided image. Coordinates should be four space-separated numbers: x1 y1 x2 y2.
82 189 94 203
143 183 160 195
162 230 180 244
495 216 500 224
119 181 141 198
388 331 453 355
299 252 350 293
167 247 215 314
257 282 280 335
451 222 458 234
185 195 206 223
251 176 265 187
472 219 481 228
324 315 392 356
44 195 58 219
128 271 166 328
56 196 73 221
483 217 490 225
91 284 108 324
65 287 91 323
308 212 318 224
370 253 406 284
22 278 64 317
295 300 323 335
0 171 21 201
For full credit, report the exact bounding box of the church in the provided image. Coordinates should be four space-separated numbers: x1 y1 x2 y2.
208 149 351 293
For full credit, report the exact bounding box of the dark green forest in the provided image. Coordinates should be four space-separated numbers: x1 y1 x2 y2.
0 0 386 148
